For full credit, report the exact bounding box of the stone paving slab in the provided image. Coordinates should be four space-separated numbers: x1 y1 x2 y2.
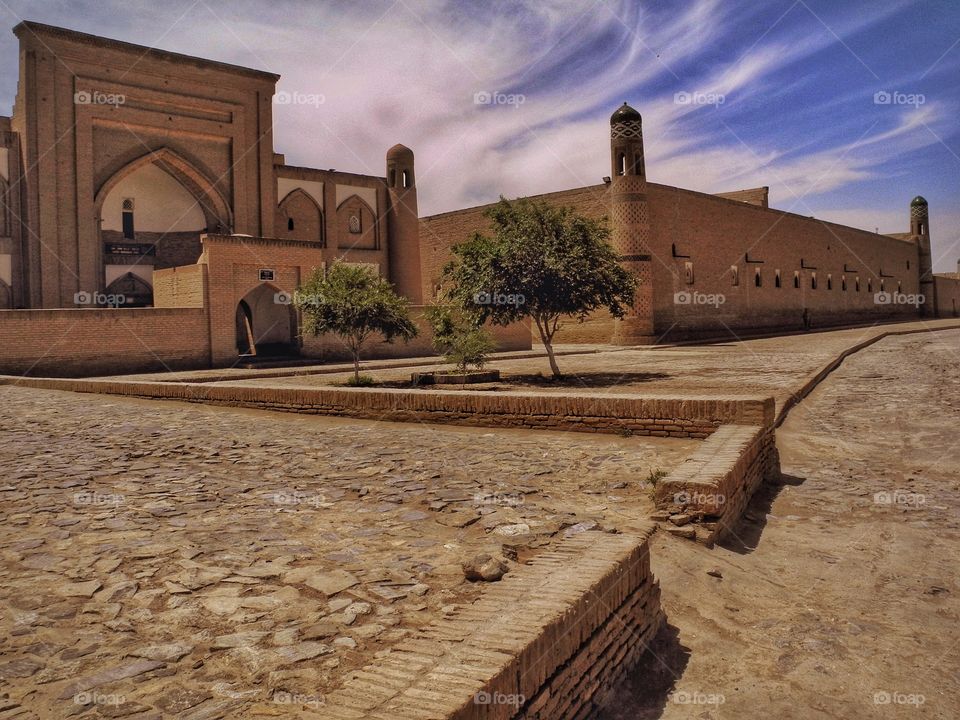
0 386 694 719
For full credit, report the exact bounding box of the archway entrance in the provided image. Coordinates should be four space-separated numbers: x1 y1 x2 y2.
235 284 298 357
104 272 153 308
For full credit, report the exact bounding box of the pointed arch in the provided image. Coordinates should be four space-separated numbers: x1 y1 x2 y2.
235 282 297 356
335 194 378 250
95 148 233 232
279 188 324 244
104 272 153 307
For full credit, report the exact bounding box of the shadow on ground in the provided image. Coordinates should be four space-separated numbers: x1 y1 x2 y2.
593 622 690 719
718 470 806 555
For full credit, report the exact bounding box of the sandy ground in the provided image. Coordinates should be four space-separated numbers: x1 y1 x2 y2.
598 329 960 719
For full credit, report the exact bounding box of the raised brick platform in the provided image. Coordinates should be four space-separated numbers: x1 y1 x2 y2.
0 376 774 439
310 527 663 720
653 424 777 545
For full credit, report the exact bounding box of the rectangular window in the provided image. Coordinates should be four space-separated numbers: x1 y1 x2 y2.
775 269 781 288
122 211 135 239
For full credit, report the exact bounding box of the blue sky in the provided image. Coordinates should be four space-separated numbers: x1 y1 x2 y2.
2 0 958 270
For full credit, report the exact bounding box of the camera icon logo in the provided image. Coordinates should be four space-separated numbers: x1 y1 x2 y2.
873 91 892 105
74 90 92 105
273 291 293 305
473 91 492 105
673 291 692 305
74 291 93 305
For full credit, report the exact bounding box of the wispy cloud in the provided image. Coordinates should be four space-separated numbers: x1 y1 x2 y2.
0 0 956 269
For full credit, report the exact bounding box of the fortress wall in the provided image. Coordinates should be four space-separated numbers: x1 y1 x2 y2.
420 183 922 343
934 275 960 317
647 184 922 337
0 307 210 376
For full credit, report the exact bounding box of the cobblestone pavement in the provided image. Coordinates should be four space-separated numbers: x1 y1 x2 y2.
219 320 960 413
600 329 960 719
0 387 694 719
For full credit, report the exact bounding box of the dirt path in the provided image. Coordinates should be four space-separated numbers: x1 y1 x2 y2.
598 329 960 719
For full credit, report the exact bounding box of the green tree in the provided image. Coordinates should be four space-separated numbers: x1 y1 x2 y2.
424 301 495 374
442 197 637 378
296 263 418 384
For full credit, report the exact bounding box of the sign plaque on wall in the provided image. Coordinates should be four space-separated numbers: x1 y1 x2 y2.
259 269 276 281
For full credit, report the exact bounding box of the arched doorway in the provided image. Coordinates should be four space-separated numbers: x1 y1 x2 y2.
235 284 298 357
104 272 153 307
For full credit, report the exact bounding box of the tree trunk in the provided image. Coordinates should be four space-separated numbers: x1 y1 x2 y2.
352 352 361 384
534 316 562 378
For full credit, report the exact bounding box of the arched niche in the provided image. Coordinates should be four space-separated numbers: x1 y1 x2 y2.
278 189 324 244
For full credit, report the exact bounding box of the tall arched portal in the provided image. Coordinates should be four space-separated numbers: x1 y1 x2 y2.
95 149 232 307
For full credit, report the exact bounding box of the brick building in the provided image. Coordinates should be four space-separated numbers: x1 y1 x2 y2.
421 103 960 343
0 23 957 375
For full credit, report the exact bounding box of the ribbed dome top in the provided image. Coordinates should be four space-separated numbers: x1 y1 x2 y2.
610 102 641 125
387 143 414 160
911 195 928 207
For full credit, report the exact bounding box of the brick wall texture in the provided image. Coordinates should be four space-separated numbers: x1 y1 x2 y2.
0 308 209 375
420 182 935 342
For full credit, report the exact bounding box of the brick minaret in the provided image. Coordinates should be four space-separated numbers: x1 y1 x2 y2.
910 196 937 316
609 102 655 344
386 144 423 303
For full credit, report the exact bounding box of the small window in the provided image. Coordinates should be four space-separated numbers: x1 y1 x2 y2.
855 276 860 292
867 279 873 293
348 214 361 234
880 279 885 292
897 281 902 294
907 260 910 270
618 154 626 176
684 261 694 285
121 198 135 240
842 275 847 291
402 169 411 188
389 169 396 187
827 274 832 291
811 273 817 290
731 266 739 287
287 217 295 231
754 268 762 288
793 271 800 289
775 269 781 288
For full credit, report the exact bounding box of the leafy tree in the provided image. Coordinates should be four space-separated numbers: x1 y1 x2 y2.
296 263 417 383
424 302 495 374
442 197 637 377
